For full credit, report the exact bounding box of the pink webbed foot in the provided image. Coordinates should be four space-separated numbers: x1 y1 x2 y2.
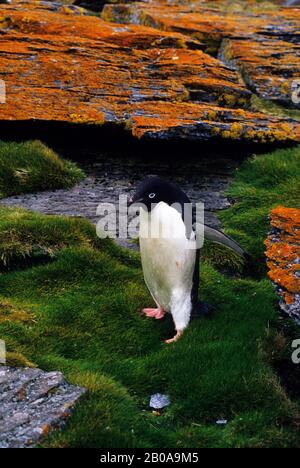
142 308 165 320
165 330 183 344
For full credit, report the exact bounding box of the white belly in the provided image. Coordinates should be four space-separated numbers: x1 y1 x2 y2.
139 203 196 314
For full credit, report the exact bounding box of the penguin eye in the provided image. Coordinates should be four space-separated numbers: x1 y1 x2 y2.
149 193 156 199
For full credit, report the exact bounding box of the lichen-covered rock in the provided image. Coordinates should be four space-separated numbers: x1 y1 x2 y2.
104 0 300 109
265 207 300 324
222 38 300 109
0 0 299 143
0 366 86 448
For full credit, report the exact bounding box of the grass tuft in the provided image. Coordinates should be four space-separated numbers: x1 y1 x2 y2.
0 140 84 198
0 205 103 269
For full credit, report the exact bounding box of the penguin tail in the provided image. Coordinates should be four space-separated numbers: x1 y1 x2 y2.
191 301 216 319
242 251 255 267
241 251 257 277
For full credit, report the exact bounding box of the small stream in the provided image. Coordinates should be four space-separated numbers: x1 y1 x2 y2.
1 151 239 249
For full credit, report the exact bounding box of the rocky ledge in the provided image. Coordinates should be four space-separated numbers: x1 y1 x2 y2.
0 0 299 143
104 0 300 110
0 366 86 448
265 207 300 324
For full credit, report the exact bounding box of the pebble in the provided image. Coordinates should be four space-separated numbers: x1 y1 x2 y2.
150 393 170 409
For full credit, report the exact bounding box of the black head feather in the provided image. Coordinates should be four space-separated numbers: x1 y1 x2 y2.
130 176 190 211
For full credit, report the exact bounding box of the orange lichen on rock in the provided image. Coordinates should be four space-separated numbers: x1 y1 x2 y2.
265 206 300 323
128 100 299 143
104 0 300 109
222 38 300 109
0 0 299 142
269 206 300 241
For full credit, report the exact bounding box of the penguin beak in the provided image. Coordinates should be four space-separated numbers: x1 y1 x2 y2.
128 195 143 207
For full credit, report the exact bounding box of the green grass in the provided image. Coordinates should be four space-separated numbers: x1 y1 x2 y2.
220 145 300 274
0 145 299 447
0 205 102 269
0 140 84 197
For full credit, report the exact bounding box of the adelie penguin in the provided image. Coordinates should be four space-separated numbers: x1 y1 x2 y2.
129 176 250 344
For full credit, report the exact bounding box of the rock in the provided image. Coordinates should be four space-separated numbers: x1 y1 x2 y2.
103 0 300 109
0 0 299 143
0 366 86 448
265 207 300 324
285 0 300 6
216 419 228 425
222 38 300 109
149 393 170 409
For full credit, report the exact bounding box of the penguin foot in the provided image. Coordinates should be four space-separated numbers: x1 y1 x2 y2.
142 308 165 320
165 330 183 344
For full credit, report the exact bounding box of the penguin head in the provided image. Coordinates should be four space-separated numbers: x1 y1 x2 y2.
129 176 190 211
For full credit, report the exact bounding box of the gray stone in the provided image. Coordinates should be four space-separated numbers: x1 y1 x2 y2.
150 393 170 409
0 366 86 448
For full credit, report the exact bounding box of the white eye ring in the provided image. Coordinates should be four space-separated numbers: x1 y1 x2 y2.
149 193 156 199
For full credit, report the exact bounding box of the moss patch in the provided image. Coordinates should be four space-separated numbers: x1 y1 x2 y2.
0 205 105 269
0 140 84 198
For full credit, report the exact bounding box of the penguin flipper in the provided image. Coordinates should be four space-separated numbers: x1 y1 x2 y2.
194 222 251 261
